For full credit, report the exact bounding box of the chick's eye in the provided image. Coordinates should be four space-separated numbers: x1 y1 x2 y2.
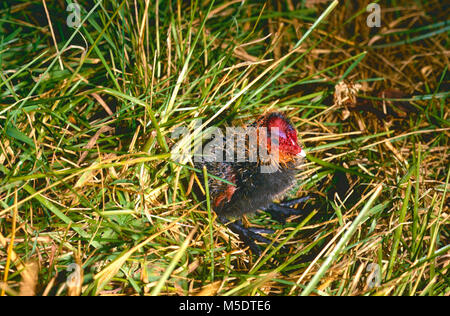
270 128 286 139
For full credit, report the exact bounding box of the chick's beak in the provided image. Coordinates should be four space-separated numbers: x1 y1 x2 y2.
297 148 306 158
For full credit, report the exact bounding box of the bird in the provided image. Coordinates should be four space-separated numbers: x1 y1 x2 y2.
194 112 307 255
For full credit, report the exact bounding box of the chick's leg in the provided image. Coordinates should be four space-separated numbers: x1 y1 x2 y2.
262 196 310 224
219 216 274 256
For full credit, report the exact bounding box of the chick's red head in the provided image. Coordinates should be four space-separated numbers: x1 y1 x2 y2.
264 113 305 159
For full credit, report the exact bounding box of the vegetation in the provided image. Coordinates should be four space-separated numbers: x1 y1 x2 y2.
0 0 448 296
